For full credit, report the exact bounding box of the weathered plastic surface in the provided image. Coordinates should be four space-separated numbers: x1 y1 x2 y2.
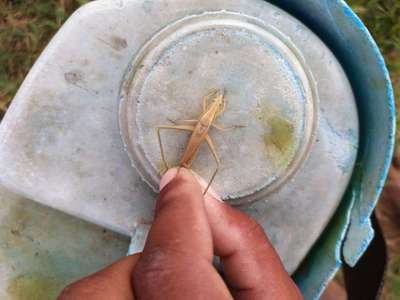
120 10 321 203
0 187 129 300
0 1 394 300
0 0 359 278
265 0 395 299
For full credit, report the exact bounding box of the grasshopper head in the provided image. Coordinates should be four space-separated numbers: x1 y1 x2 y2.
214 89 226 117
203 88 226 118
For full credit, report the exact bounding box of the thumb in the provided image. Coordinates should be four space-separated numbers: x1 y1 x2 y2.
133 168 232 300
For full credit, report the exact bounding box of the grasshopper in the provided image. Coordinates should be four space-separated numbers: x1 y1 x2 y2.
157 89 241 194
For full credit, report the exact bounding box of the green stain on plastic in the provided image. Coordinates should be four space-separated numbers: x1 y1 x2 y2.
266 114 294 153
258 103 295 167
0 201 76 300
7 273 63 300
0 190 129 300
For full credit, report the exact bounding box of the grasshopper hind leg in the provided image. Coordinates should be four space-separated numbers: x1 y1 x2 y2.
156 125 195 174
157 127 170 174
204 134 220 196
156 126 220 197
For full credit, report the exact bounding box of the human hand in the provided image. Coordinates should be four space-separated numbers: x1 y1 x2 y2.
58 168 303 300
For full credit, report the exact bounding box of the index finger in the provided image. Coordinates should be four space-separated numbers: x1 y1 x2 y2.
192 175 303 300
207 198 302 300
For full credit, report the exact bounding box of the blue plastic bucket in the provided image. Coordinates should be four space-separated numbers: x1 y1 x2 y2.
266 1 396 298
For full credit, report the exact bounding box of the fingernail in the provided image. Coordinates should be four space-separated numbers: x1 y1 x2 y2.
159 168 178 191
205 186 223 203
189 170 223 202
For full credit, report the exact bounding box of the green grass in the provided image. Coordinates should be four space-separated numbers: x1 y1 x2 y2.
0 0 399 298
348 0 400 145
346 1 400 298
384 254 400 300
0 0 90 118
1 0 397 121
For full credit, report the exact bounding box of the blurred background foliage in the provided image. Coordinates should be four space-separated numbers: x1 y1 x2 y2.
350 0 400 147
0 0 398 124
0 0 90 118
0 0 399 298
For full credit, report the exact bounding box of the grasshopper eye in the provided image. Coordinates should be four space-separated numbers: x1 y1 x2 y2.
216 97 226 116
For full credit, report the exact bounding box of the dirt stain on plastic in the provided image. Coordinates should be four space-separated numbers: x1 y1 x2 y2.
64 71 84 85
110 36 128 51
97 36 128 52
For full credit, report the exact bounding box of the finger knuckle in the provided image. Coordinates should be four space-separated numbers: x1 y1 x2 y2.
133 247 182 291
236 217 265 239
